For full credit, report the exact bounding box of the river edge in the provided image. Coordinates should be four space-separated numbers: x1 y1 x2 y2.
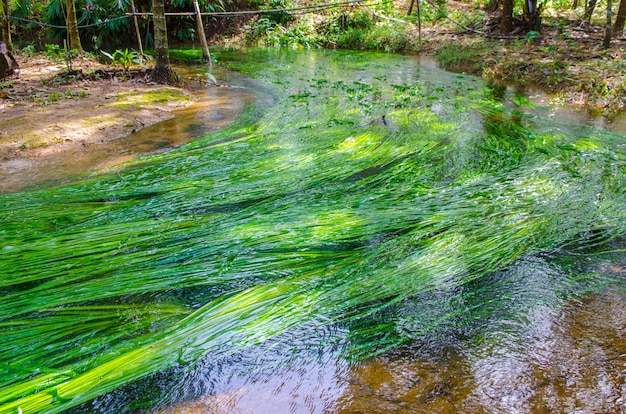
0 55 196 173
1 46 625 190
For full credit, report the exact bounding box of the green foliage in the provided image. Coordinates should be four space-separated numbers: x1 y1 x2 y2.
412 0 448 22
242 17 277 44
434 40 493 73
0 80 15 89
361 22 410 52
525 30 541 44
1 50 625 412
241 0 296 44
246 8 411 52
264 0 294 24
274 15 320 48
20 43 36 56
102 48 142 72
41 43 79 72
316 9 373 47
43 43 62 60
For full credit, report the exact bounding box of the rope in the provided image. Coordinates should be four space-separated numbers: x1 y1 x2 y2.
205 0 381 16
125 0 392 17
6 15 130 29
3 0 392 28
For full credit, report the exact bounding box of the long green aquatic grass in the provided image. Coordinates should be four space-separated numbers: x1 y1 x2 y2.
1 49 625 413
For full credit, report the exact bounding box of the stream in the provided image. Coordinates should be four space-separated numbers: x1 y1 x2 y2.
0 49 625 414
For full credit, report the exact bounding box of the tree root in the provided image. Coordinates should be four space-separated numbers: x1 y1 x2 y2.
150 65 184 87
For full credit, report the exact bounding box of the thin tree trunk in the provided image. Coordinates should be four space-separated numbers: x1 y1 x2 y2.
603 0 612 48
583 0 597 22
130 0 144 56
417 0 421 44
66 0 82 51
613 0 626 35
1 0 11 51
501 0 513 33
193 0 211 64
407 0 416 15
151 0 179 84
524 0 541 31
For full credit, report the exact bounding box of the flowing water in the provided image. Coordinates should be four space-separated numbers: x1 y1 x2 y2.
1 49 625 414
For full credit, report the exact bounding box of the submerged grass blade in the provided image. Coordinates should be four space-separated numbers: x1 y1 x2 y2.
0 49 625 412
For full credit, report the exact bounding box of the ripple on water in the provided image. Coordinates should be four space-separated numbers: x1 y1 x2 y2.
153 273 625 414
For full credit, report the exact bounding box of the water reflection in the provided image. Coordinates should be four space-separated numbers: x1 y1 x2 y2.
155 258 625 414
340 288 626 414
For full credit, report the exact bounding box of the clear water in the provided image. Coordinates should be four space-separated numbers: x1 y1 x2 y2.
152 249 626 414
1 49 624 414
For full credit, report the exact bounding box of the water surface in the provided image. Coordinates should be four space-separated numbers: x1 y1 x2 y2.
1 49 624 414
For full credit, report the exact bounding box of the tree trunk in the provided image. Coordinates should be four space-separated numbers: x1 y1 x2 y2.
0 41 18 79
417 0 421 44
501 0 513 33
193 0 211 64
151 0 179 85
407 0 416 15
583 0 597 22
603 0 613 48
524 0 541 31
66 0 82 51
613 0 626 35
486 0 501 12
1 0 11 51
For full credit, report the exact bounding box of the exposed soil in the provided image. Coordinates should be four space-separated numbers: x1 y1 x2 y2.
0 54 195 165
405 1 626 114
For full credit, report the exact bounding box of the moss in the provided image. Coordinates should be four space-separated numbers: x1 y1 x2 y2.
113 88 188 107
80 116 118 127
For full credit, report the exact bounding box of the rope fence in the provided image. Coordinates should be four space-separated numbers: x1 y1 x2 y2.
2 0 393 30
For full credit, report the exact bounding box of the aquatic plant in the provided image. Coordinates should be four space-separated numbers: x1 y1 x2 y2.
0 49 625 413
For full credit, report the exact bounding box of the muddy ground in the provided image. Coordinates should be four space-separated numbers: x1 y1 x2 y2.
0 55 195 164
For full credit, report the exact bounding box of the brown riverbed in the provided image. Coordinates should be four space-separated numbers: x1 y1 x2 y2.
154 280 625 414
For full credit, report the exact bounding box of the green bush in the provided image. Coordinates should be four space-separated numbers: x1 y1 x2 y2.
317 9 373 43
362 22 411 52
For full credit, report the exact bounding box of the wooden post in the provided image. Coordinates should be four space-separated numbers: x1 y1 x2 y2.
193 0 211 65
130 0 144 56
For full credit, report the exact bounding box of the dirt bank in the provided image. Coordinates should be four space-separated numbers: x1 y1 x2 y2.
0 54 195 165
